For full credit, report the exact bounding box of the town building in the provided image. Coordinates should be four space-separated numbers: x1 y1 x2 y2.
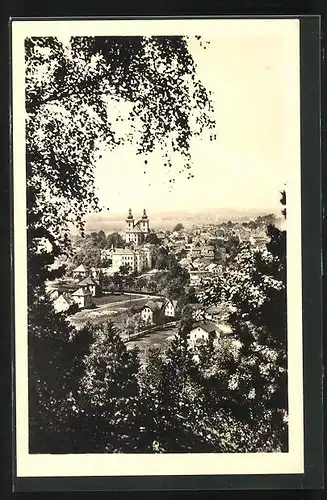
141 300 165 324
71 287 93 309
125 208 150 245
200 245 215 259
249 233 270 248
78 276 100 297
205 263 223 275
53 292 76 313
189 321 219 348
164 299 180 318
49 289 60 301
72 264 88 280
111 245 153 273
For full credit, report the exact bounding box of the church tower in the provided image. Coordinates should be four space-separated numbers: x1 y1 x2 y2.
126 208 134 231
141 208 150 233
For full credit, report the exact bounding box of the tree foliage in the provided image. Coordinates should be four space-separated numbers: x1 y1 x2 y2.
71 232 104 268
28 294 93 452
144 232 161 245
70 322 143 452
107 232 125 248
173 223 184 232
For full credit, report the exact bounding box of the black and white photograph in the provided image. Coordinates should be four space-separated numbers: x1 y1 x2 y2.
12 18 305 478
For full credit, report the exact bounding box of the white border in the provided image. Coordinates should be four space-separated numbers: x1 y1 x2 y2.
12 19 303 477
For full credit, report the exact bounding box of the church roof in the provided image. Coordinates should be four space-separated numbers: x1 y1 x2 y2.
130 224 143 233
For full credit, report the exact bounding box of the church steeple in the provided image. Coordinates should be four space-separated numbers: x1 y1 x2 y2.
126 208 134 230
141 208 149 232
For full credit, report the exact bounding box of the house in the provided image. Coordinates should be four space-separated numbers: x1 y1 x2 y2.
189 270 212 287
200 245 215 259
205 262 222 274
78 276 100 297
72 264 88 281
189 321 219 347
53 292 76 313
250 234 269 248
164 299 180 318
111 246 153 273
141 300 164 324
191 257 204 269
71 287 93 309
189 271 202 286
49 289 60 301
190 244 202 258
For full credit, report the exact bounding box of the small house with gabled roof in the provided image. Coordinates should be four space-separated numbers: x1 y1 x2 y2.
53 292 76 313
141 300 164 324
72 264 88 281
72 287 93 309
189 321 220 348
163 299 180 319
78 276 100 297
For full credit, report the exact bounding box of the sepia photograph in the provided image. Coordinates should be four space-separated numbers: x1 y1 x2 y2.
12 18 305 478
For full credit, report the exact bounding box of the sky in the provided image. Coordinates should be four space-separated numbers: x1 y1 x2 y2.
93 32 295 216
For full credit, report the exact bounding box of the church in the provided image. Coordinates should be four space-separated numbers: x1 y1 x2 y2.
125 208 150 245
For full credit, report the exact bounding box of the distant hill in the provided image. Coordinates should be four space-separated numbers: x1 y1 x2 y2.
70 207 281 234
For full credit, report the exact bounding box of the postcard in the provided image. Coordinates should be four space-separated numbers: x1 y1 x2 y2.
12 18 304 480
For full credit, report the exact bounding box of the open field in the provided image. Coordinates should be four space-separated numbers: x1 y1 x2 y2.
68 293 161 330
126 326 178 365
94 294 141 305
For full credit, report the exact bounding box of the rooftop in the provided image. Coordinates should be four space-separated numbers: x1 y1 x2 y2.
78 276 98 286
143 300 164 312
73 264 88 272
55 292 75 306
191 321 217 334
72 287 92 297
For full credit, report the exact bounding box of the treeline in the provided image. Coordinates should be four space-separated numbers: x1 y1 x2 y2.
218 213 277 231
